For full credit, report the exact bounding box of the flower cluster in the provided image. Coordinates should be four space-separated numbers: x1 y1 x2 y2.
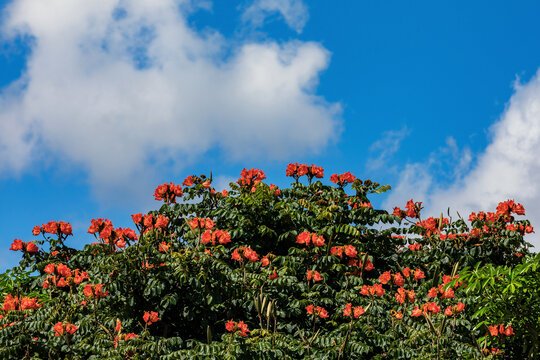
347 258 375 272
33 221 73 236
360 284 385 297
188 217 215 230
331 245 357 258
285 163 324 180
329 172 355 186
9 239 38 253
496 200 525 217
306 270 323 282
2 294 41 311
53 322 78 337
225 319 250 337
131 214 169 232
154 182 183 203
393 199 423 219
343 303 365 318
43 264 88 289
231 246 259 262
88 218 138 249
488 324 514 337
182 175 212 188
83 284 109 299
237 168 266 189
296 232 325 247
143 311 160 326
394 288 415 304
201 229 231 246
306 305 329 318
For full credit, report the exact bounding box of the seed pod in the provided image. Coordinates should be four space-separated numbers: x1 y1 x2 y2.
206 325 212 344
267 300 274 319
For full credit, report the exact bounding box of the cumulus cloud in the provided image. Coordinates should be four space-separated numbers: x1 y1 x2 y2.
384 72 540 248
242 0 308 33
0 0 340 202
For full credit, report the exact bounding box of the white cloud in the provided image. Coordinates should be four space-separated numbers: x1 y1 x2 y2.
0 0 340 203
242 0 308 33
367 126 410 171
384 71 540 248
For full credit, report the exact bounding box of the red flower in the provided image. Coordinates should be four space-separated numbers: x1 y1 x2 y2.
158 242 170 252
9 239 23 251
225 319 235 332
231 247 259 262
56 264 72 278
25 242 39 253
395 288 406 304
488 325 498 336
306 304 314 314
343 303 352 317
317 306 329 318
236 321 250 337
154 182 183 203
53 322 64 337
413 269 425 281
32 226 42 236
269 269 279 280
59 222 73 236
455 302 465 312
344 245 357 258
379 271 391 285
427 302 441 314
402 268 410 278
394 311 403 319
504 325 514 336
54 322 77 336
155 215 169 229
307 270 323 282
353 306 365 318
444 307 453 316
44 263 55 274
296 232 311 245
330 246 343 258
411 306 422 317
329 172 355 186
73 270 89 284
131 213 143 225
261 256 270 267
143 311 160 326
83 284 108 298
20 297 40 310
237 168 266 187
393 273 404 287
183 175 195 186
427 287 438 298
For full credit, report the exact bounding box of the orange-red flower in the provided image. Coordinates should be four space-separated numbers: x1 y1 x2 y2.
54 322 78 337
379 271 391 285
411 306 422 317
231 246 259 262
296 232 325 247
329 172 355 186
9 239 23 251
143 311 160 326
307 270 323 282
83 284 109 298
201 229 231 246
154 182 183 203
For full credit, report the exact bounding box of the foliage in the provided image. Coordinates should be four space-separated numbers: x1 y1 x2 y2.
0 165 536 359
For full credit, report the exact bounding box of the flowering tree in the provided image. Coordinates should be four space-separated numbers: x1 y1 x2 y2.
0 165 536 359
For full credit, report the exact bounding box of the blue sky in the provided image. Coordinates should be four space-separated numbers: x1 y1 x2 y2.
2 0 540 270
